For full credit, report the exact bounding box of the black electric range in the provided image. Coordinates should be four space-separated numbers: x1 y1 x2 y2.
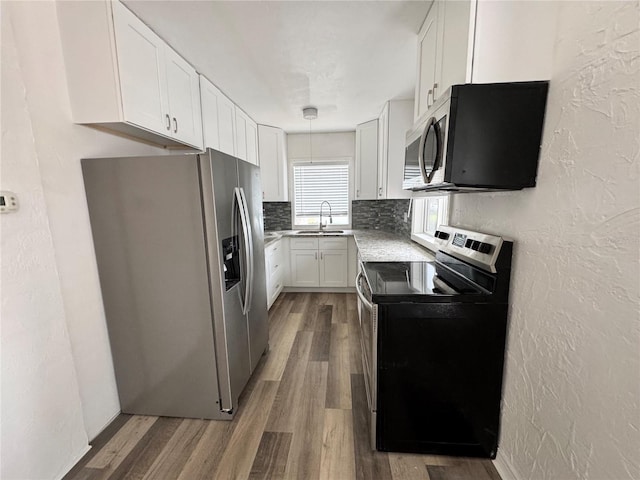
355 226 513 458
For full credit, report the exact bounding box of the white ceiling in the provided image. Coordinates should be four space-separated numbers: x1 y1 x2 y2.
123 1 431 133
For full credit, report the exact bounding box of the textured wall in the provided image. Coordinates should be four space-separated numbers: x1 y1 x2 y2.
450 2 640 479
4 0 169 454
263 201 292 231
352 199 412 237
1 8 89 479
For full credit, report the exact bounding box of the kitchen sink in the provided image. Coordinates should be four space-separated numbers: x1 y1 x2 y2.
295 230 344 235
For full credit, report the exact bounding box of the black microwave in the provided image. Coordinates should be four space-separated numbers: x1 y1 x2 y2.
403 81 549 192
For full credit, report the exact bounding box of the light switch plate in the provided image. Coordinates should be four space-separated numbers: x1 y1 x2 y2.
0 191 19 213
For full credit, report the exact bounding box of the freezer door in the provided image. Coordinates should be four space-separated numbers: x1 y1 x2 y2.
202 150 251 411
82 155 223 419
237 159 269 372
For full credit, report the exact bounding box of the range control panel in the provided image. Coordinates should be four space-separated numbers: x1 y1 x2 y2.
433 226 504 273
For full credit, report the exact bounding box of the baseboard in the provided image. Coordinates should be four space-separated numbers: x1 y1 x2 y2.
56 445 91 480
283 286 356 293
493 450 521 480
90 410 121 442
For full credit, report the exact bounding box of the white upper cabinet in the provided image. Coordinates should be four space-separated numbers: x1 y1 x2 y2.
57 0 203 149
413 0 557 123
377 104 389 200
200 75 236 157
164 48 203 148
415 3 441 122
111 2 168 135
234 108 259 165
355 119 378 200
246 120 258 166
258 125 288 201
379 100 413 199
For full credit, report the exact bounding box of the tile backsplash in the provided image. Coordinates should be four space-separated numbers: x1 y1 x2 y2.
263 202 292 231
351 199 412 238
263 199 412 237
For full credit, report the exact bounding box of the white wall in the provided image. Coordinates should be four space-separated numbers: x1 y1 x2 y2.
2 2 171 477
287 131 355 160
1 8 89 479
450 2 640 479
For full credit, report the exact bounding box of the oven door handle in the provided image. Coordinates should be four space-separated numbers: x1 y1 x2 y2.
355 272 373 311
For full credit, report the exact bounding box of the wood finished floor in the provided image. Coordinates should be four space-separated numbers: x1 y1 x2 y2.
65 293 502 480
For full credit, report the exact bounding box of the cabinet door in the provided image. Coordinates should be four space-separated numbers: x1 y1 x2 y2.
235 109 248 161
439 0 473 97
246 118 258 166
385 100 413 199
200 75 220 151
218 94 236 157
414 2 439 121
319 250 348 287
112 0 169 134
355 119 378 200
165 48 203 148
259 125 288 201
289 250 319 287
377 104 389 199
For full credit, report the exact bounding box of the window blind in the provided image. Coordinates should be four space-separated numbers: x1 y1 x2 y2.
293 163 349 218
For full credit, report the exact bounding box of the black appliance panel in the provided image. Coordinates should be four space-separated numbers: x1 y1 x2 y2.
445 81 549 188
376 302 508 458
222 235 241 291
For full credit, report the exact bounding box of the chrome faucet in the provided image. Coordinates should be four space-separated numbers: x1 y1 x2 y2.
319 201 333 231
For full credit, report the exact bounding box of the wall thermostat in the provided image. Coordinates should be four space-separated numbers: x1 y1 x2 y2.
0 191 19 213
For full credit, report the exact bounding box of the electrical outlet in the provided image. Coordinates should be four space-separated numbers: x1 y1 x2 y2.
0 191 19 213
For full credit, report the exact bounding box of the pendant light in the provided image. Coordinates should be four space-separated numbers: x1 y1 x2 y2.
303 106 317 163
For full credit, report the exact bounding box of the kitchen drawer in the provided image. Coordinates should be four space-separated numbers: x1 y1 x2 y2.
290 237 319 250
267 243 284 271
319 237 348 250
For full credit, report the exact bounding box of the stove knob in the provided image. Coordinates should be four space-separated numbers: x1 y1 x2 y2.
477 242 493 254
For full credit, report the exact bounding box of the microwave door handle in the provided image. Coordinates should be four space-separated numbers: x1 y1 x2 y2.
417 117 435 184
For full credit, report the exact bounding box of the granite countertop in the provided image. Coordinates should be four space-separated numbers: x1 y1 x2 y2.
263 229 435 262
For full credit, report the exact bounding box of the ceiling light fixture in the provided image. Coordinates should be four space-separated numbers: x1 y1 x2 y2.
302 106 318 120
303 106 318 164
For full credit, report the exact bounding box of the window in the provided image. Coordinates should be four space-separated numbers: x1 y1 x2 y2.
292 161 350 227
411 195 450 251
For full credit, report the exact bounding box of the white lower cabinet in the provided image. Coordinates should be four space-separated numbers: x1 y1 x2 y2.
289 250 320 287
265 238 285 309
288 236 348 288
319 250 348 287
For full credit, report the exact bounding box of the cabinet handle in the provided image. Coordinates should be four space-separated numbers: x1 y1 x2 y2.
315 252 317 260
378 186 383 196
173 117 178 134
274 264 279 269
321 252 323 260
427 89 433 108
433 82 438 101
165 114 171 131
356 189 360 198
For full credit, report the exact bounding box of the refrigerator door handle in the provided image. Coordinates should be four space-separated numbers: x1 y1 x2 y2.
234 187 252 315
238 187 254 312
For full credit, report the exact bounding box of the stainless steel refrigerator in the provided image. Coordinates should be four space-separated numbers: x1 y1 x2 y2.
82 149 268 420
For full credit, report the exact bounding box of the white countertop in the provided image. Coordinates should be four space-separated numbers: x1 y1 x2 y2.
264 229 435 262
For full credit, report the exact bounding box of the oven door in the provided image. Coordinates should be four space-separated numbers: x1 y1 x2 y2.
355 270 377 449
